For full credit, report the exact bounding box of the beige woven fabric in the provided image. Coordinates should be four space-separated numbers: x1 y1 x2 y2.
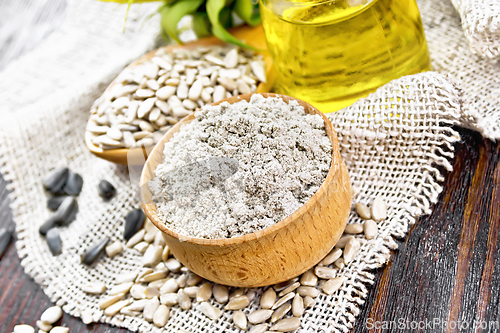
0 0 497 332
448 0 500 59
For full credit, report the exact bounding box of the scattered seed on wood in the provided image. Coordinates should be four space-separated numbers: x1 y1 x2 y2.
124 209 145 240
49 327 69 333
53 196 77 226
198 302 222 320
153 304 170 327
344 223 364 234
47 196 69 211
46 228 62 256
371 196 387 221
232 310 248 330
63 172 83 195
322 276 345 295
270 317 301 332
272 292 295 310
43 167 69 194
81 237 109 265
81 282 106 294
14 325 35 333
343 237 361 264
364 219 378 240
213 284 229 303
36 320 52 332
98 180 116 199
0 228 12 258
40 306 63 324
297 286 320 298
271 303 292 323
105 240 123 257
144 296 160 322
260 288 276 309
355 202 371 219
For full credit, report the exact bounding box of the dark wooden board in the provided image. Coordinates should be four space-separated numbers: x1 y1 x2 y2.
1 127 499 332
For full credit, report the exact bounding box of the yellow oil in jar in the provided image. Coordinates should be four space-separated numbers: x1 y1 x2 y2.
260 0 431 112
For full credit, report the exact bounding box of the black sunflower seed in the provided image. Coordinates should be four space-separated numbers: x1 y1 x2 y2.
63 172 83 196
39 216 57 236
0 228 13 259
81 237 110 265
46 228 62 256
43 167 69 195
47 196 69 211
98 180 116 199
53 196 78 226
124 209 145 241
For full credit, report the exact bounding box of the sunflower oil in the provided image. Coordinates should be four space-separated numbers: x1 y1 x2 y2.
260 0 431 112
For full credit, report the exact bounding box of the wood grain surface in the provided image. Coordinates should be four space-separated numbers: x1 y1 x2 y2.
1 127 499 332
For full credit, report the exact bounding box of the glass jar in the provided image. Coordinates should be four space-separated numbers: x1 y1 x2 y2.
260 0 431 112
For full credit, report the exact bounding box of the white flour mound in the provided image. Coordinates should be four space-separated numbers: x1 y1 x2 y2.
149 94 332 239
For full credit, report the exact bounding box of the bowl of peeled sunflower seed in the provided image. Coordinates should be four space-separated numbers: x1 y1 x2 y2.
85 25 273 165
140 92 352 287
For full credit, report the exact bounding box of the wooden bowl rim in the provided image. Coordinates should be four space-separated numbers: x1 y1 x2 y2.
140 93 342 247
85 25 272 163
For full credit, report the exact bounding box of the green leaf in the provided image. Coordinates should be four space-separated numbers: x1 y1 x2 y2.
206 0 256 50
97 0 163 2
234 0 261 26
192 12 212 39
160 0 205 43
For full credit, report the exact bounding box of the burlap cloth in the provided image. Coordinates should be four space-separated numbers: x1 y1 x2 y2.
0 0 498 332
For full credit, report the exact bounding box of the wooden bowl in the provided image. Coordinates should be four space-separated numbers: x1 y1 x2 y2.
85 25 274 165
140 93 351 287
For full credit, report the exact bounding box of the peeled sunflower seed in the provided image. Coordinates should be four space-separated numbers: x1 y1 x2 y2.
160 293 178 306
213 284 229 303
105 299 130 316
260 288 277 309
177 289 191 310
36 320 52 332
126 229 145 248
344 223 364 234
300 269 318 287
225 295 250 310
196 282 212 302
47 196 69 211
124 209 145 240
81 237 110 265
63 171 83 196
322 276 345 295
278 282 300 297
40 306 63 324
343 237 361 264
297 286 320 298
105 240 123 257
81 281 106 294
160 278 179 294
371 196 387 221
144 296 160 322
0 228 12 258
249 324 269 333
335 235 354 248
153 304 170 327
314 266 337 280
98 180 116 199
272 292 295 310
270 317 301 332
271 303 291 323
248 309 273 324
46 228 62 256
232 310 248 330
303 296 315 308
53 196 78 226
292 293 304 317
198 302 222 320
364 219 378 240
143 245 163 267
48 327 69 333
165 258 181 272
43 167 69 194
108 282 134 295
355 202 371 219
99 292 126 309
